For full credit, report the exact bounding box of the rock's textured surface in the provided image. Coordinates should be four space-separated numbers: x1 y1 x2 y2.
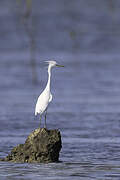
1 128 62 163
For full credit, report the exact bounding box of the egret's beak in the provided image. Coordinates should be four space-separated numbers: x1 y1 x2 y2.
56 64 64 67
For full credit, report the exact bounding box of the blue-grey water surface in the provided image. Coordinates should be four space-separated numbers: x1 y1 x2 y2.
1 1 120 179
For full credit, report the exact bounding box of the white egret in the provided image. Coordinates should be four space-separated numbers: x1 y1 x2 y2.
35 60 64 128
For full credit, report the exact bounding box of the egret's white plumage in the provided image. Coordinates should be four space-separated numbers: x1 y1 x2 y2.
35 60 64 128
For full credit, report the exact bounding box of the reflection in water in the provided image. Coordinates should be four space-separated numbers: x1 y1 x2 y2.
16 0 38 84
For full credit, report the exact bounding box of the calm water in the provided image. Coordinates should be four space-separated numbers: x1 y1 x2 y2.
1 54 120 179
1 1 120 179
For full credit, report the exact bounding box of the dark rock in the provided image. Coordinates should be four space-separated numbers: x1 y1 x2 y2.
1 128 62 163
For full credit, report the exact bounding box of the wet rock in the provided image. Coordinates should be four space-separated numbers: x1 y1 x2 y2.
1 128 62 163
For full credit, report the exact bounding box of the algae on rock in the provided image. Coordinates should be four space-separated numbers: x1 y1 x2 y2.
2 128 62 163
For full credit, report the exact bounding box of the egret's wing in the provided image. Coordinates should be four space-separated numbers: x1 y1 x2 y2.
49 93 52 102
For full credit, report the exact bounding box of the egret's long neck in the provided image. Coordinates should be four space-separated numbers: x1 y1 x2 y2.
46 65 52 91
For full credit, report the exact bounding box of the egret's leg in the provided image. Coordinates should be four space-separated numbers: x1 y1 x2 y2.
44 109 47 129
39 115 42 128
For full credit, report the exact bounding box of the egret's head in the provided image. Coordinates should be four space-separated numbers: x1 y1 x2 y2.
46 60 64 68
